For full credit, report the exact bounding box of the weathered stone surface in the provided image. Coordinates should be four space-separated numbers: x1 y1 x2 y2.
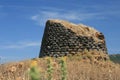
39 19 108 58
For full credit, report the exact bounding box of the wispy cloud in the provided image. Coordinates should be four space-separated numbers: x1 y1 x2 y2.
108 48 120 54
31 10 100 26
31 4 120 26
0 56 31 64
0 41 41 49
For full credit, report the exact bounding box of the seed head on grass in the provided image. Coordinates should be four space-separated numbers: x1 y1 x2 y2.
30 60 37 67
29 60 40 80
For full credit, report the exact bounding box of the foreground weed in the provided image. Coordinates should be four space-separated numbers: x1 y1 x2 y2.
46 57 53 80
59 57 67 80
29 60 40 80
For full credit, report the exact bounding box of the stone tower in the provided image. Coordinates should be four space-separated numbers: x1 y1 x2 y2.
39 20 107 58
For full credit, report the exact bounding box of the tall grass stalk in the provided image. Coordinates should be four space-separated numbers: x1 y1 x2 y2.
29 60 40 80
60 57 67 80
46 57 53 80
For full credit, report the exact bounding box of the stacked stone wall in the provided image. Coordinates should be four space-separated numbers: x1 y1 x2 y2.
39 20 107 57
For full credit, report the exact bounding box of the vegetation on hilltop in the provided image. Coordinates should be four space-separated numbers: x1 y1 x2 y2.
0 52 120 80
109 54 120 64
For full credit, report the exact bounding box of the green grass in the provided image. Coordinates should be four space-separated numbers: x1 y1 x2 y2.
29 57 67 80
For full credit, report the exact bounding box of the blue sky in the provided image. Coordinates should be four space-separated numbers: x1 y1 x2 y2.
0 0 120 63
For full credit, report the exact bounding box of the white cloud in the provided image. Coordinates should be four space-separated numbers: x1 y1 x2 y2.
0 56 30 64
31 10 100 26
108 48 120 54
31 5 120 26
0 41 41 49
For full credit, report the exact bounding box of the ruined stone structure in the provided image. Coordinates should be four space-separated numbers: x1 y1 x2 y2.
39 20 108 58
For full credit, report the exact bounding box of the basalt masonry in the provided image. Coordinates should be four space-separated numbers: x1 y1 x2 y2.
39 20 108 58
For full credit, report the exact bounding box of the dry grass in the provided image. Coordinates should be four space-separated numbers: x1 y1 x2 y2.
0 54 120 80
48 19 100 41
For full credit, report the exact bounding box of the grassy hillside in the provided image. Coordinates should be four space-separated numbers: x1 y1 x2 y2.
109 54 120 64
0 52 120 80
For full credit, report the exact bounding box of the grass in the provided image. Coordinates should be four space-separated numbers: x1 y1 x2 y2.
59 57 67 80
0 52 120 80
46 57 53 80
29 60 40 80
